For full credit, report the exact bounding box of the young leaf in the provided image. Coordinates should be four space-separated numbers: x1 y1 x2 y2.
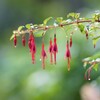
83 62 88 68
25 24 32 29
33 30 44 37
67 13 75 18
92 37 99 47
67 13 80 19
82 57 91 62
18 26 24 31
56 17 63 23
25 23 34 29
10 34 15 40
92 13 100 21
43 17 53 25
74 13 80 19
93 64 98 71
78 23 85 33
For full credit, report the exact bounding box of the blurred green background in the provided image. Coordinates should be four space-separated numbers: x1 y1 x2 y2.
0 0 100 100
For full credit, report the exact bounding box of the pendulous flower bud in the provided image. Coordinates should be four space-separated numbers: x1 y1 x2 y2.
41 43 47 69
53 34 58 64
49 38 53 64
65 41 71 71
14 34 17 47
22 36 26 47
70 36 72 47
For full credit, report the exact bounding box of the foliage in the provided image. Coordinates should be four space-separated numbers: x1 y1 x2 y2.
10 12 100 80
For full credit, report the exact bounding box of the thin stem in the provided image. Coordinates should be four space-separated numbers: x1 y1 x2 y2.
13 19 100 35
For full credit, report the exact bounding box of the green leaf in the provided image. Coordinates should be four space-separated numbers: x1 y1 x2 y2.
93 35 100 40
66 19 72 23
78 23 85 33
18 26 24 31
10 34 14 40
38 24 44 27
25 24 32 29
74 13 80 19
25 23 36 29
92 13 100 20
83 62 88 68
92 37 100 47
64 24 76 33
82 57 91 62
89 33 95 37
67 13 75 18
56 17 63 23
93 39 96 48
43 17 53 25
67 13 80 19
33 30 44 37
93 64 98 71
91 18 95 22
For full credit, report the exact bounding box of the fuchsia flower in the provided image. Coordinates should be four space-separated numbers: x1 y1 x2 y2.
22 36 26 47
28 33 36 64
49 38 53 64
14 34 17 47
13 31 74 71
85 30 88 40
53 34 58 64
28 34 32 51
70 36 72 47
41 43 47 69
31 37 36 64
65 41 71 71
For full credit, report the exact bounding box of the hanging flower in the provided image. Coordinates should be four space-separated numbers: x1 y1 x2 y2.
22 35 26 47
65 41 71 71
41 42 47 69
28 33 33 52
49 38 53 64
70 36 72 47
85 30 88 40
14 34 17 47
31 36 36 64
28 32 36 64
53 34 58 64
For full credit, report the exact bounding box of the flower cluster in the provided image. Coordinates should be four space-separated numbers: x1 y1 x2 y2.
13 32 73 70
12 12 100 80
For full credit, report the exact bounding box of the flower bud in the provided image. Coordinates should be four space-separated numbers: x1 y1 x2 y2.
14 35 17 47
22 36 26 47
41 43 47 69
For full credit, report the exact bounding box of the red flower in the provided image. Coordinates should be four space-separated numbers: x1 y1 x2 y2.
41 43 47 69
28 33 33 52
65 41 71 71
49 38 53 64
14 34 17 47
85 30 88 40
22 36 26 47
28 33 36 64
53 34 58 64
70 36 72 47
31 37 36 64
